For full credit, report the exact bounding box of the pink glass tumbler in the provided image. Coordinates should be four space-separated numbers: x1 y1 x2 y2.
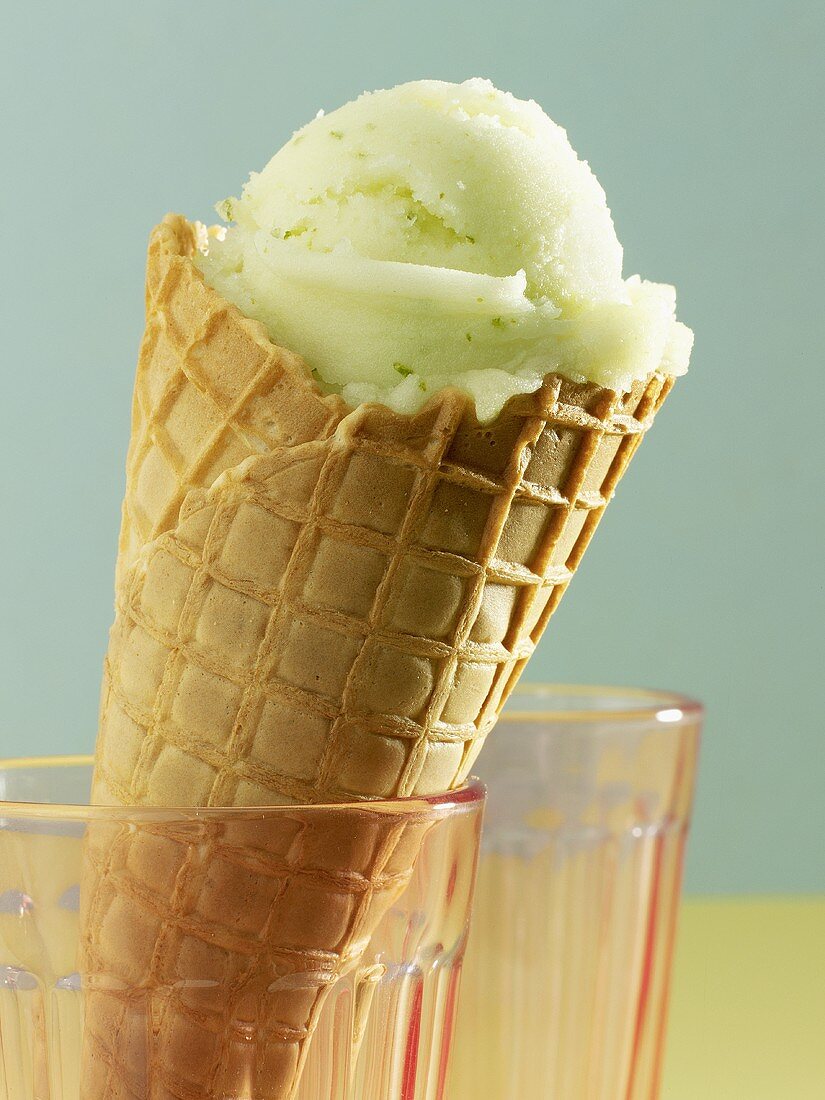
448 685 702 1100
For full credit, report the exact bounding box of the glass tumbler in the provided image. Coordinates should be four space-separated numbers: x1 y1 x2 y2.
0 758 485 1100
448 685 702 1100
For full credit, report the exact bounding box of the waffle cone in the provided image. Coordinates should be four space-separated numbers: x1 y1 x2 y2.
98 214 674 807
80 803 426 1099
84 214 676 1098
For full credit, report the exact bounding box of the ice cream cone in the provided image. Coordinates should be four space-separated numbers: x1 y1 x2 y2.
97 215 673 809
83 215 675 1099
80 804 426 1100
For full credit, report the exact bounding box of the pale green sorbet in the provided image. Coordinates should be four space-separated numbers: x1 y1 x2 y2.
196 78 691 422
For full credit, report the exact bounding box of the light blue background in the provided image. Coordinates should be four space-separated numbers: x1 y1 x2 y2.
1 0 823 893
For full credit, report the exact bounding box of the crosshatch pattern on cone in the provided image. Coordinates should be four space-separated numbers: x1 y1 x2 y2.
95 215 674 810
83 215 677 1100
80 803 429 1099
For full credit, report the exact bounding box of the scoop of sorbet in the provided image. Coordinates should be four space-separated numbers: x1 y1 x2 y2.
196 78 691 421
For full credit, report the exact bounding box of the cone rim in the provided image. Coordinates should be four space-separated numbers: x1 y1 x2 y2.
169 213 661 423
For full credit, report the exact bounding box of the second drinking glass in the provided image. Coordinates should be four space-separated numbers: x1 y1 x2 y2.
449 685 702 1100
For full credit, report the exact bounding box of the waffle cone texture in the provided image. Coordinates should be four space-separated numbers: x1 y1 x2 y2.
80 804 427 1100
95 215 675 810
83 214 676 1099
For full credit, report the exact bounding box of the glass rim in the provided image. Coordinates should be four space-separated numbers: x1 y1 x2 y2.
0 755 485 821
502 683 703 725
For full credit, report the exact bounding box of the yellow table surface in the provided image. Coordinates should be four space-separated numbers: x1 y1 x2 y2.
662 897 825 1099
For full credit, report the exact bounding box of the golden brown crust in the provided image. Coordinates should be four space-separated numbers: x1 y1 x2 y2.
99 215 673 810
83 215 675 1100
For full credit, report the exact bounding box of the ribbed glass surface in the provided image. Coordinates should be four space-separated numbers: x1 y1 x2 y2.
448 687 702 1100
0 762 483 1100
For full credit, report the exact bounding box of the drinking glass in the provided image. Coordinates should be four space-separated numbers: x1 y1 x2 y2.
0 758 484 1100
448 685 702 1100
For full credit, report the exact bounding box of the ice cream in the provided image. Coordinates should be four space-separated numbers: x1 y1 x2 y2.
84 78 690 1100
196 78 691 421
